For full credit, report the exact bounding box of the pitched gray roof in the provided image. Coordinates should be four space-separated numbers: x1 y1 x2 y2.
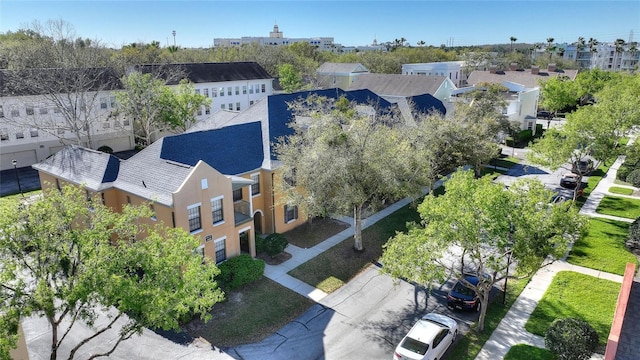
348 74 446 96
32 146 121 191
317 62 370 75
134 62 273 85
467 68 579 89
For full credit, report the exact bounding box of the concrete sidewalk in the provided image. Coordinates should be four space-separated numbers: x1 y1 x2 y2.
476 150 637 359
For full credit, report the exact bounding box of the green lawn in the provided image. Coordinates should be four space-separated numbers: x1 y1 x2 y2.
0 190 42 213
525 271 619 346
596 195 640 219
504 344 556 360
567 218 638 275
186 277 315 346
288 199 422 293
609 186 634 195
493 156 520 169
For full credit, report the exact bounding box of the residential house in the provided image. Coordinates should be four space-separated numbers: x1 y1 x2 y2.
32 88 445 263
0 68 133 171
402 61 467 87
316 63 371 90
347 73 457 115
462 63 578 133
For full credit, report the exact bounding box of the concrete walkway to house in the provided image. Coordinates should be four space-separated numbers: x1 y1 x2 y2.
475 151 637 360
263 193 428 301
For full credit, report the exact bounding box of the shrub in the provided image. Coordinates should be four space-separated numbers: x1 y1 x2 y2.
264 233 288 257
535 124 543 137
627 217 640 255
255 235 266 254
217 254 265 290
626 169 640 187
617 165 632 181
545 318 599 360
97 145 113 154
519 129 533 143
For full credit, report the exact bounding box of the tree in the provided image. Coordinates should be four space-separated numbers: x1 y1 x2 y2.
545 318 599 360
278 63 304 93
161 79 211 133
538 76 578 115
273 96 429 251
0 185 224 360
380 170 585 332
613 38 626 71
510 36 517 52
546 37 556 60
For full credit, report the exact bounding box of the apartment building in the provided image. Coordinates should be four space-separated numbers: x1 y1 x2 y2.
402 61 467 87
214 23 335 51
534 41 639 71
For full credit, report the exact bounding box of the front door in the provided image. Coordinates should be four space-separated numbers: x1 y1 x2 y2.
240 231 250 254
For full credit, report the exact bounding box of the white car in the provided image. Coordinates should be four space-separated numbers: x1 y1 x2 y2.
393 312 458 360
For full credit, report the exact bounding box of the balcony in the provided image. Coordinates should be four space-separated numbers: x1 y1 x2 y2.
234 200 252 226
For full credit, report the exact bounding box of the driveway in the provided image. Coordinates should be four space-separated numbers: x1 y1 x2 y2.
226 264 483 360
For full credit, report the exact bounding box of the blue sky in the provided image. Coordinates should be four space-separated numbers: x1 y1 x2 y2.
1 1 639 48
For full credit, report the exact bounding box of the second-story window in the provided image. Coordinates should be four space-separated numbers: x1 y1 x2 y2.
0 128 8 141
233 188 242 202
188 204 202 233
212 88 217 97
211 196 224 225
100 97 108 109
227 87 232 96
219 87 224 97
203 88 209 97
235 86 239 95
242 85 247 94
251 173 260 196
261 84 266 93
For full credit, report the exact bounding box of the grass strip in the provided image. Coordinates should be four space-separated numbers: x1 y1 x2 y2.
567 218 638 275
596 195 640 219
525 271 618 346
504 344 556 360
609 186 634 196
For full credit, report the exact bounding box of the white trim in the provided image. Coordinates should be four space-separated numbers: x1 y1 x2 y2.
250 172 261 197
210 195 225 227
238 225 251 234
187 202 202 209
190 229 203 235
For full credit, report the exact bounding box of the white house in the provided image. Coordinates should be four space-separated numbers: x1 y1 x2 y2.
402 61 466 87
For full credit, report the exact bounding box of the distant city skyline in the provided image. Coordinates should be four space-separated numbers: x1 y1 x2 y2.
1 1 639 49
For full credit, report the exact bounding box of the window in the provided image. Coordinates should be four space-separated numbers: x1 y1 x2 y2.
242 85 247 94
214 237 226 263
0 128 8 141
251 173 260 196
103 122 110 129
211 197 224 225
187 204 202 233
233 188 242 201
212 88 217 97
203 88 209 97
195 89 200 95
261 84 266 93
285 204 298 223
100 97 108 109
227 87 232 96
219 87 224 96
250 100 254 106
197 107 202 116
29 128 38 137
15 132 24 139
39 107 48 115
205 105 211 115
26 106 34 115
249 85 254 94
110 96 117 108
236 102 240 111
235 86 239 95
228 103 232 111
201 178 208 189
221 104 225 110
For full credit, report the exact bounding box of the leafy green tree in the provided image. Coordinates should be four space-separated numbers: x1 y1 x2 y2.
380 170 585 332
161 79 211 133
273 96 429 251
278 63 304 93
538 76 578 115
572 69 620 106
0 185 223 360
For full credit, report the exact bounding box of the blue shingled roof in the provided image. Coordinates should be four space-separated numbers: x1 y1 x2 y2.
408 93 447 116
101 155 121 183
160 121 263 175
267 88 397 160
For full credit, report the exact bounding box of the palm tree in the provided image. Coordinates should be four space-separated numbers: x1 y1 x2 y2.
588 37 598 53
577 36 585 51
546 37 556 60
614 38 626 71
510 36 517 52
417 40 426 47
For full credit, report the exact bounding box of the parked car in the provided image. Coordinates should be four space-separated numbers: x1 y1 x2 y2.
393 312 458 360
572 159 594 175
447 275 483 311
560 173 584 188
537 110 552 119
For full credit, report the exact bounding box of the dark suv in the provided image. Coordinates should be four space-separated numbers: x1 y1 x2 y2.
572 159 594 175
447 275 481 311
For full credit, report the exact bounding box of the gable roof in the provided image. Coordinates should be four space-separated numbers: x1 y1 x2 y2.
348 74 447 97
316 62 370 75
134 62 273 85
32 145 121 191
467 68 579 89
160 121 264 174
